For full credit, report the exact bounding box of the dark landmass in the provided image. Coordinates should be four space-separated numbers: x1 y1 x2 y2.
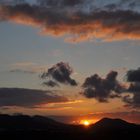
0 114 139 140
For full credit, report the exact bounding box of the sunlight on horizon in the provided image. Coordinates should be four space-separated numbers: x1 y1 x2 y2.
83 120 90 126
78 119 99 126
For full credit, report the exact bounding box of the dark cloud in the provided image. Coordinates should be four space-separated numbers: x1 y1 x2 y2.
37 0 83 7
120 0 140 5
42 80 59 87
118 0 140 10
81 67 140 107
131 93 140 108
104 3 118 11
123 95 133 105
129 83 140 92
0 88 68 108
0 0 26 5
0 2 140 42
126 68 140 82
81 71 123 102
41 62 77 86
123 68 140 108
123 93 140 108
124 83 140 108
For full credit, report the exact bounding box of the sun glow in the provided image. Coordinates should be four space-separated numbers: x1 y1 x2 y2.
81 120 90 126
83 120 90 126
78 119 99 126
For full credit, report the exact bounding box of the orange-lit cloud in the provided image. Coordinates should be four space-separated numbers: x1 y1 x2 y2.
41 100 83 106
37 106 73 111
35 100 83 110
0 3 140 42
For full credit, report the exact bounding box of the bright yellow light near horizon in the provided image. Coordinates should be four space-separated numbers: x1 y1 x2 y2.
77 119 99 126
82 120 90 126
83 120 90 126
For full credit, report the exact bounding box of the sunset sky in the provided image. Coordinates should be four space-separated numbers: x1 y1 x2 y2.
0 0 140 124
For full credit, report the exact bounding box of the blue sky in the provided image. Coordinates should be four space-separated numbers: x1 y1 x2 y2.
0 22 140 88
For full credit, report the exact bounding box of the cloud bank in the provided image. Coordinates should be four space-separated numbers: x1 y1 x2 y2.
0 88 68 108
0 0 140 42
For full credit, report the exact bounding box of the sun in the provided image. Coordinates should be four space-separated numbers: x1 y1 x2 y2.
79 119 99 126
83 120 90 126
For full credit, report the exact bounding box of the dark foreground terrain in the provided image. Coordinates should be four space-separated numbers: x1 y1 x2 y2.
0 114 139 140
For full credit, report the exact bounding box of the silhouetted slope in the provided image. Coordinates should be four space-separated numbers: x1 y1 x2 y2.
91 117 138 130
0 114 80 132
0 115 139 140
89 118 140 140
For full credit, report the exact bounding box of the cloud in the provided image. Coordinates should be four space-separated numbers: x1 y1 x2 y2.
81 67 140 107
42 80 59 87
106 0 140 10
36 100 83 110
123 68 140 108
81 71 124 102
123 92 140 108
119 0 140 7
0 1 140 42
124 84 140 109
10 62 47 74
40 62 77 86
0 88 68 108
10 69 36 74
12 62 37 67
126 68 140 82
129 83 140 92
104 3 118 11
37 0 83 7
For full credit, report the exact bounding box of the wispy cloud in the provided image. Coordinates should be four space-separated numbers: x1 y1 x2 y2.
10 62 47 74
36 100 83 111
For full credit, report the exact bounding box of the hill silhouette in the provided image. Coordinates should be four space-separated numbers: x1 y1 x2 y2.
0 114 76 131
0 114 139 140
89 118 140 140
92 117 138 130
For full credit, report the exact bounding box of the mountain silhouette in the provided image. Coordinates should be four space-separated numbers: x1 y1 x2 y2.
91 117 138 130
89 118 140 140
0 114 139 140
0 114 80 132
